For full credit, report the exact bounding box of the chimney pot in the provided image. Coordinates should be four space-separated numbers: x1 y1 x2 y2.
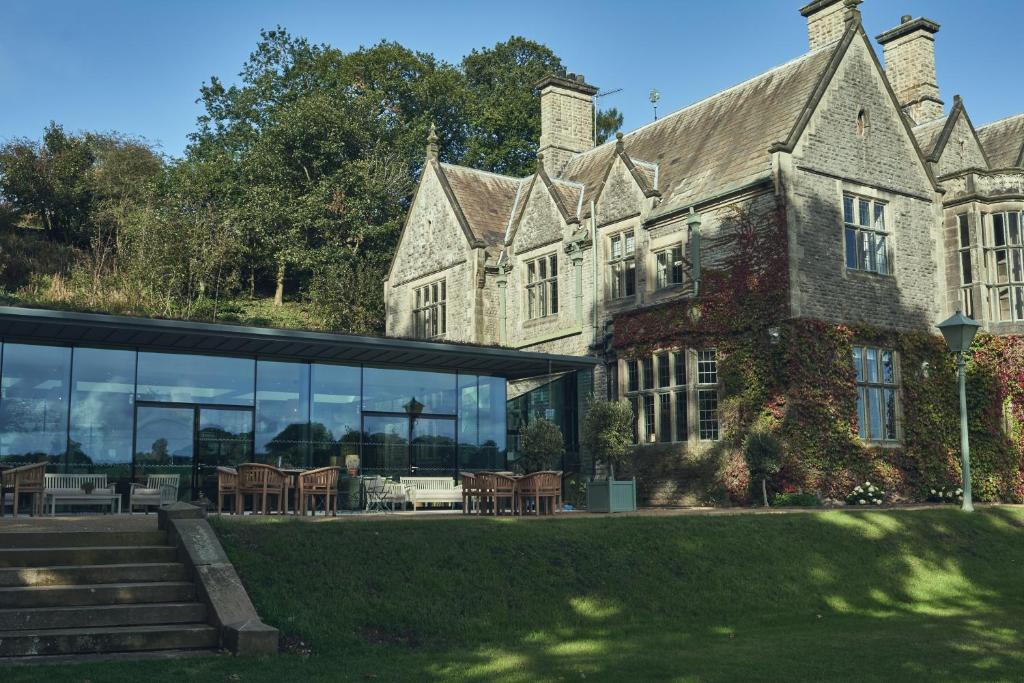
876 16 944 124
800 0 861 51
901 14 912 23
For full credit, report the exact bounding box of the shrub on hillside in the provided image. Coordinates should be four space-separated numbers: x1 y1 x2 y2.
772 492 822 507
926 485 963 504
744 431 782 507
847 481 885 506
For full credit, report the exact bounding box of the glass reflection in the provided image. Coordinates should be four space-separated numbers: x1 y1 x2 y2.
362 367 457 415
69 348 135 472
136 352 254 406
310 363 361 467
0 344 71 463
256 361 309 467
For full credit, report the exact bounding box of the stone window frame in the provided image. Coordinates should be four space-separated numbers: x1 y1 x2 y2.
413 279 446 339
843 192 892 276
852 345 901 444
984 210 1024 323
620 348 719 445
956 213 975 318
607 228 637 301
524 252 559 320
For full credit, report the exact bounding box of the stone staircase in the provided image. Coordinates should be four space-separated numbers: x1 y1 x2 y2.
0 528 219 658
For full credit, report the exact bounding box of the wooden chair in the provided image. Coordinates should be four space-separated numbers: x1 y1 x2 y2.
298 466 340 516
217 467 238 514
492 473 518 516
236 463 288 515
1 462 46 517
516 470 563 516
460 472 478 514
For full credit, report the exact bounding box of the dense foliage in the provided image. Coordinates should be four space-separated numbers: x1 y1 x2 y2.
517 418 565 473
580 398 636 479
612 199 1024 505
0 31 622 333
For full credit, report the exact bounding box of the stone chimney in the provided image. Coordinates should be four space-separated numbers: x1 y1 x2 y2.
800 0 862 51
536 72 598 176
876 16 944 125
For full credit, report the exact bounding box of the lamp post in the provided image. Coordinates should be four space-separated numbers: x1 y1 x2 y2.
937 310 982 512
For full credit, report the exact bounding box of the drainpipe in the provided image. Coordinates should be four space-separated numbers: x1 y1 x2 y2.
591 200 599 341
497 271 508 345
687 208 702 297
571 248 584 326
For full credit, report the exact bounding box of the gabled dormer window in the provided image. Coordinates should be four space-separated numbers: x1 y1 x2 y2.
525 253 558 319
413 280 446 339
609 229 636 299
844 194 890 275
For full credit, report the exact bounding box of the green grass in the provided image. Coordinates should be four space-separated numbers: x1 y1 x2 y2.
5 508 1024 682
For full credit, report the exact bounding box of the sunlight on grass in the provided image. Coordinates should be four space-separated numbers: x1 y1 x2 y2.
431 647 532 681
569 596 621 620
546 639 606 656
817 510 906 539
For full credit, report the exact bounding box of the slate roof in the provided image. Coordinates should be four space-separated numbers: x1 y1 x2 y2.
912 116 949 160
977 114 1024 169
560 43 838 216
438 164 525 246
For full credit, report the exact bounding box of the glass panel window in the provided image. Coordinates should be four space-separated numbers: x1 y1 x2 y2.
628 396 639 444
697 350 717 385
609 229 637 300
673 351 685 386
0 344 72 463
627 360 639 393
642 357 654 391
643 394 655 443
675 389 688 441
362 367 457 415
256 361 310 468
136 352 254 406
659 393 672 443
525 253 558 320
657 353 670 388
413 279 446 338
69 348 136 470
985 212 1024 322
310 363 361 466
655 244 684 289
852 345 899 443
843 194 890 275
697 390 719 441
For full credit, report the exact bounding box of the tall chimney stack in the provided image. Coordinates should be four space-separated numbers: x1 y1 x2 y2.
800 0 862 51
536 72 598 176
876 16 944 125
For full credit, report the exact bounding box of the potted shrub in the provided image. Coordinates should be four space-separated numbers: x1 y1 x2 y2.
744 431 782 507
581 398 636 513
518 419 564 473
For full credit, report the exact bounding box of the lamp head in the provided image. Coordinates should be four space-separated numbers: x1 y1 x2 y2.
937 310 981 354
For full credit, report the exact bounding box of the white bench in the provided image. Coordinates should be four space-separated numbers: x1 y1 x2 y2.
400 477 462 509
44 474 119 515
129 474 180 513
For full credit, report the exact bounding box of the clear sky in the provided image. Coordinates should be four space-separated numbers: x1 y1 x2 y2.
2 0 1021 159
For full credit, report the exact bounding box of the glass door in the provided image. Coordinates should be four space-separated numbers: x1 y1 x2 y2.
134 406 195 499
362 415 409 477
361 414 457 478
410 417 456 476
195 408 253 502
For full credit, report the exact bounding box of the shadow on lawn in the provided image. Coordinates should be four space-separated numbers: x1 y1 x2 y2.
218 508 1024 682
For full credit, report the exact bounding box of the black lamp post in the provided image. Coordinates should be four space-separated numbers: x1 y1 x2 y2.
937 310 982 512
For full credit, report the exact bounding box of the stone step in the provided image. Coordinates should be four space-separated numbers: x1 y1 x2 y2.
0 546 177 568
0 582 195 609
0 623 219 657
0 562 189 588
0 531 167 549
0 602 207 631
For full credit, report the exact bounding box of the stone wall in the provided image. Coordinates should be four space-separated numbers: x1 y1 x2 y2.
934 114 988 178
788 35 942 331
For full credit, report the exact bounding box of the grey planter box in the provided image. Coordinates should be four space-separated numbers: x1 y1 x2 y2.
586 478 637 513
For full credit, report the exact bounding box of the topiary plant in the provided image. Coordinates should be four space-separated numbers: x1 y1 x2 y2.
744 431 782 507
580 398 635 480
518 419 565 473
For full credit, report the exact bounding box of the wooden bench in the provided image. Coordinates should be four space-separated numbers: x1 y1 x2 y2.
400 476 462 509
1 463 46 517
44 474 119 515
129 474 180 513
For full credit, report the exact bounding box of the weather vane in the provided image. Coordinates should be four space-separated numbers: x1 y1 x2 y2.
649 88 661 121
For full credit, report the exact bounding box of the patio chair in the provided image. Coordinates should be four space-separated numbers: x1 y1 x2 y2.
298 466 340 516
236 463 288 514
460 472 478 514
518 470 563 515
217 467 238 514
129 474 180 513
492 473 519 516
0 462 46 517
363 476 413 512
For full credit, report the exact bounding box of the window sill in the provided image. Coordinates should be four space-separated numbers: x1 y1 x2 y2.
859 440 902 449
845 268 895 280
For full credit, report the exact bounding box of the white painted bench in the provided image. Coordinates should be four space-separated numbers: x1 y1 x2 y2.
44 474 119 515
129 474 180 513
400 477 462 509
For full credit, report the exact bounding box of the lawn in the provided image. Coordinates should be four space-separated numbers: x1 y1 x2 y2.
5 508 1024 682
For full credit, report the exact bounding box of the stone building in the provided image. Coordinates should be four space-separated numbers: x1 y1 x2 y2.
385 0 1024 503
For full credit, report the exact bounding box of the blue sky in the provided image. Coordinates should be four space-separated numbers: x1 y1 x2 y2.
2 0 1021 158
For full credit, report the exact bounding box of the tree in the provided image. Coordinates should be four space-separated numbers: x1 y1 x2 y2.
461 36 563 177
0 122 95 244
744 431 782 507
596 107 624 144
580 398 635 480
518 419 564 473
